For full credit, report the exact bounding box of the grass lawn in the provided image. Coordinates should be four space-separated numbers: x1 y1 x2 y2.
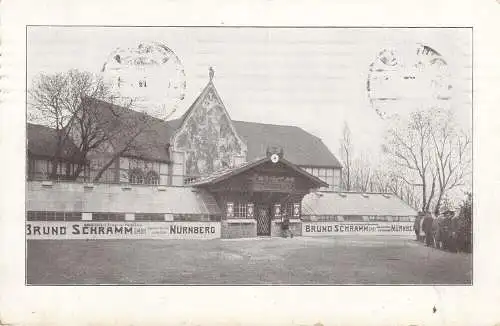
27 235 472 285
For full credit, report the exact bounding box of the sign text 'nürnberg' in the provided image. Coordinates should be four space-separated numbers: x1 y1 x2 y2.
302 221 414 236
26 222 221 240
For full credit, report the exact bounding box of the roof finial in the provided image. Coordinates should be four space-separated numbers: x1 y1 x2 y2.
209 66 214 81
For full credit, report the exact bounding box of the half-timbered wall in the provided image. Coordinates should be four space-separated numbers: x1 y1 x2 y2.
118 157 169 185
300 166 341 191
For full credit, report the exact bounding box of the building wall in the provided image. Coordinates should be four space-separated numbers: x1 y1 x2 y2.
118 157 169 185
28 157 87 182
89 156 118 183
221 220 257 238
271 220 302 237
26 181 221 219
170 150 186 186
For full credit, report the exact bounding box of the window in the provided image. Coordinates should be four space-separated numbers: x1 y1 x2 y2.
135 213 165 221
184 176 199 184
145 171 160 185
285 203 294 217
209 215 222 222
333 169 341 189
234 202 248 218
92 213 126 221
368 215 394 222
343 215 364 222
27 211 82 221
173 214 210 222
326 176 334 187
129 168 145 184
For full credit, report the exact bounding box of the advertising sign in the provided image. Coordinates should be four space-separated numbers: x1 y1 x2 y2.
302 221 414 236
226 202 234 218
26 221 221 240
247 203 254 218
293 203 301 217
249 174 295 192
274 203 281 218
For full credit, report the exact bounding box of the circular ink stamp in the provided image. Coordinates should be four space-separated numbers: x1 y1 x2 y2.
101 42 187 119
367 43 452 120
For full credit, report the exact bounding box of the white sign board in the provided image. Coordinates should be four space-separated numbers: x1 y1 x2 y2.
26 221 221 240
302 221 414 236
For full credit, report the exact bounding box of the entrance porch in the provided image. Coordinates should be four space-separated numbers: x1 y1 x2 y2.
187 155 327 238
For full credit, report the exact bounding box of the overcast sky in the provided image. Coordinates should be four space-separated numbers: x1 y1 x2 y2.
27 27 472 160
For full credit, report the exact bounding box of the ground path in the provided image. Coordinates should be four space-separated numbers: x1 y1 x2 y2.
27 235 472 285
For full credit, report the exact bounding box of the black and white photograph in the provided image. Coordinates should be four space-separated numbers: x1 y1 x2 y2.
25 26 472 285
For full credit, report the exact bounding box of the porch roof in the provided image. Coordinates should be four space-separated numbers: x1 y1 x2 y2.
186 156 328 188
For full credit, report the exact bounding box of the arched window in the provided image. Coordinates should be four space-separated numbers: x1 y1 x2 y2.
145 170 160 185
129 168 145 184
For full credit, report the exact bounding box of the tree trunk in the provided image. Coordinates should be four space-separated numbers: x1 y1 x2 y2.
434 194 442 216
50 158 59 180
92 156 118 183
421 179 427 212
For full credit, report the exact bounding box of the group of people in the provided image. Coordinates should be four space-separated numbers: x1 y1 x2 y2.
414 210 471 253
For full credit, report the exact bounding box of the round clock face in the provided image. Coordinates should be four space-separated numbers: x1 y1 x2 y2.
101 42 186 119
367 43 452 120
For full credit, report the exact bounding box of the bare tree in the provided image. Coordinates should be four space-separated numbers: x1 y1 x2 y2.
383 109 471 213
339 122 353 191
29 70 113 180
28 69 176 182
351 154 373 192
368 167 419 209
430 111 472 214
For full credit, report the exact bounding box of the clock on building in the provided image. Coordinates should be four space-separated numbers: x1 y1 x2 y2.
367 43 452 120
101 42 187 119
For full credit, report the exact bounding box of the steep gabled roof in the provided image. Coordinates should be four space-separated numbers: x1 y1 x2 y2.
27 85 342 168
232 121 342 168
86 99 175 162
27 123 83 162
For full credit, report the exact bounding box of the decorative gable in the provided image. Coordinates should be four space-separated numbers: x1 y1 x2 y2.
172 78 247 177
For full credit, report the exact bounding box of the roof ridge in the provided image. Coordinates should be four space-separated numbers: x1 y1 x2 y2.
233 120 303 129
317 191 401 196
233 120 323 141
27 122 56 129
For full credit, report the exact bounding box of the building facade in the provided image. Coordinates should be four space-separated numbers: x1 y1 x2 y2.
27 71 417 239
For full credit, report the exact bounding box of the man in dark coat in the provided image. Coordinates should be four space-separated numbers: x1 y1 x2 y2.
414 212 424 241
432 216 444 249
422 212 434 246
441 210 457 252
281 214 293 238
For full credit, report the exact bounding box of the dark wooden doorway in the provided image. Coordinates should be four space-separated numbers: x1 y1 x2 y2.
256 205 271 236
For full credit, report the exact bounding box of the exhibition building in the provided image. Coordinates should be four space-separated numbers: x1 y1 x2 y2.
26 70 417 239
